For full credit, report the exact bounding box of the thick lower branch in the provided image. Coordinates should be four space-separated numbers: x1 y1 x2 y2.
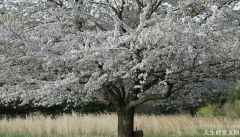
127 91 172 108
109 83 123 100
127 82 173 108
102 84 124 111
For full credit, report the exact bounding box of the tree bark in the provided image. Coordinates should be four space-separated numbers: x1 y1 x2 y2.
117 107 135 137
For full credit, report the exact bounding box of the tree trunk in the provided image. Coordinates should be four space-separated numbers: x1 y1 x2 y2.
118 107 135 137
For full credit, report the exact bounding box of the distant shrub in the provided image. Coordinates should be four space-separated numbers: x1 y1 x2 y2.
222 100 240 119
196 104 217 117
197 100 240 119
227 89 240 105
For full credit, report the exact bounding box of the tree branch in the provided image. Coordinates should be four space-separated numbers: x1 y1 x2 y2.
47 0 63 7
103 1 118 15
127 83 173 108
142 77 160 91
102 84 121 109
172 78 199 93
135 0 144 8
192 53 200 67
146 0 163 20
109 83 123 100
118 0 126 33
93 21 107 31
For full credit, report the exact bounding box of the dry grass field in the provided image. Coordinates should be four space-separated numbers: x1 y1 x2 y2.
0 112 239 137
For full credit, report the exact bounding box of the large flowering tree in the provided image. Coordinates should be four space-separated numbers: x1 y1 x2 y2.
0 0 240 136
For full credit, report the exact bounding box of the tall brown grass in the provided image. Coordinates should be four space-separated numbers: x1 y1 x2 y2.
0 112 239 136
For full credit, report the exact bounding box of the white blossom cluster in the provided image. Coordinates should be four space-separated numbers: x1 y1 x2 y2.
0 0 239 108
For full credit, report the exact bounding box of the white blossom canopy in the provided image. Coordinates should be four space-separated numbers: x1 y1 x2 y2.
0 0 239 109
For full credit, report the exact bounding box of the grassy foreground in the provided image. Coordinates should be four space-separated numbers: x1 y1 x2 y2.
0 112 239 137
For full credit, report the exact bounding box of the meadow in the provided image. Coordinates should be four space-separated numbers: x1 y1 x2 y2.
0 112 239 137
